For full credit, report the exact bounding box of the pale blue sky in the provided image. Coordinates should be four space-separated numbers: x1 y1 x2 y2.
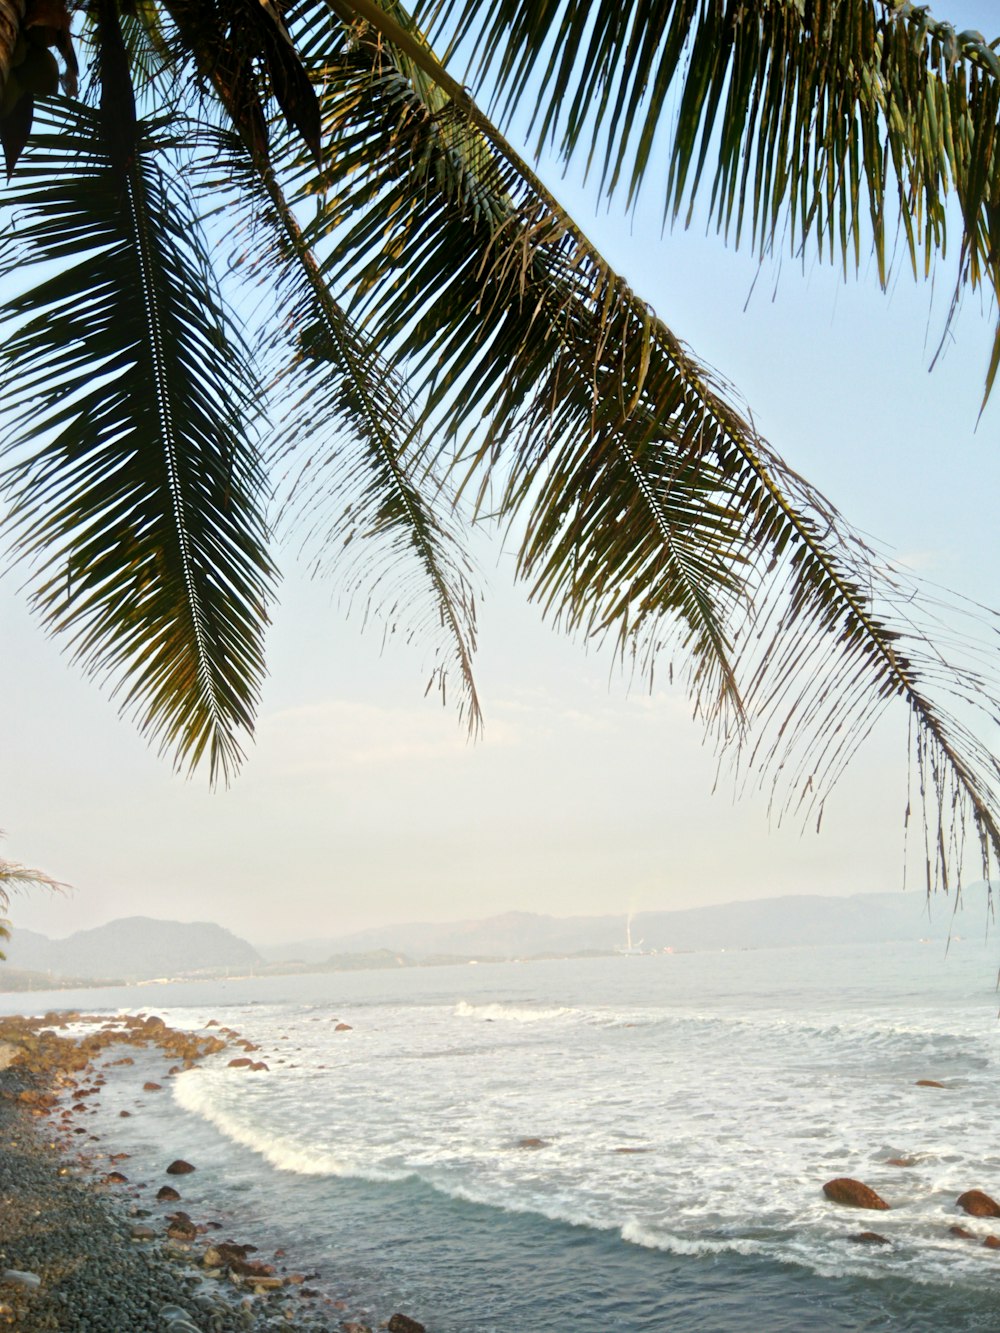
2 1 998 943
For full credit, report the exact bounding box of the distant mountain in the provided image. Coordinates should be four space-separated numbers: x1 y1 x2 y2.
1 916 262 983
260 885 992 964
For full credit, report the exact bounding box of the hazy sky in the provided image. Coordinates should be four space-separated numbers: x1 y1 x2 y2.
2 1 999 944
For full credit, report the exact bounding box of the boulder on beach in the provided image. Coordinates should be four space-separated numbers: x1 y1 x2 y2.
822 1178 890 1210
984 1235 1000 1250
915 1079 945 1088
203 1242 276 1279
227 1057 253 1069
335 1023 353 1032
849 1231 890 1245
157 1185 181 1202
387 1316 427 1333
165 1159 195 1176
142 1081 162 1092
949 1225 976 1240
957 1190 1000 1218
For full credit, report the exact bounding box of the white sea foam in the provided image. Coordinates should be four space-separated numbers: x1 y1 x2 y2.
453 1000 576 1023
620 1221 767 1259
172 1071 410 1183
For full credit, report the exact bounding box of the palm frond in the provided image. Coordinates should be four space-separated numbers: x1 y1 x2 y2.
0 831 66 916
159 0 483 734
286 3 1000 888
417 0 1000 396
209 119 483 730
0 92 276 783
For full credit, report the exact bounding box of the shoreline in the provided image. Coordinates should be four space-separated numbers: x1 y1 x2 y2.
0 1012 427 1333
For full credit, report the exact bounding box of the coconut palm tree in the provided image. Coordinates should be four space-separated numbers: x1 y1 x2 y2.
0 0 998 894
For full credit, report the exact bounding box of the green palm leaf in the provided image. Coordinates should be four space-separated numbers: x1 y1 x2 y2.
159 3 483 731
288 2 999 888
417 0 1000 397
0 93 276 783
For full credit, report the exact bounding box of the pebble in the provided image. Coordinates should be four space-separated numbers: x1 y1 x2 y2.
1 1269 42 1290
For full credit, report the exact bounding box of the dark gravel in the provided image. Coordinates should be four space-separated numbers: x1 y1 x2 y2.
0 1067 338 1333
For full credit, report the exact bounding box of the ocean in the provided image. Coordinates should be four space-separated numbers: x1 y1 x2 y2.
3 940 999 1331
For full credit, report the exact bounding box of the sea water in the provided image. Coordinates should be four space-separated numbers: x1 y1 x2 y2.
4 940 999 1331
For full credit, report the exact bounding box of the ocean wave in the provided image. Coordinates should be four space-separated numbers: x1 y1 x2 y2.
620 1220 767 1258
453 1001 576 1024
172 1073 411 1184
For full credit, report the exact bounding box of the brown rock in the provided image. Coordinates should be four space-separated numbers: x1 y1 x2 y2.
334 1023 353 1032
957 1190 1000 1218
984 1235 1000 1250
156 1185 181 1202
227 1057 253 1069
915 1079 945 1088
822 1178 890 1211
101 1171 128 1185
949 1226 977 1239
130 1225 156 1241
142 1082 162 1092
167 1219 197 1242
166 1159 195 1175
18 1090 56 1108
144 1015 166 1030
249 1062 269 1072
205 1020 219 1027
387 1315 427 1333
885 1157 916 1167
119 1110 131 1118
516 1137 548 1150
849 1231 890 1245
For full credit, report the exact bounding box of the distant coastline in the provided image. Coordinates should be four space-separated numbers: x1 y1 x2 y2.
0 885 990 993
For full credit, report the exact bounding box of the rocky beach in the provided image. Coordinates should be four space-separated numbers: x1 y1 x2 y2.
1 947 998 1333
0 1012 426 1333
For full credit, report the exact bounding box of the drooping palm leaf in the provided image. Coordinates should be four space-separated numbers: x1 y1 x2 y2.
149 0 481 729
206 124 483 729
285 3 1000 890
0 84 276 782
417 0 1000 396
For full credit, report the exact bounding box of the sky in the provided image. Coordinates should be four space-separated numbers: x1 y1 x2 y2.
2 1 999 945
